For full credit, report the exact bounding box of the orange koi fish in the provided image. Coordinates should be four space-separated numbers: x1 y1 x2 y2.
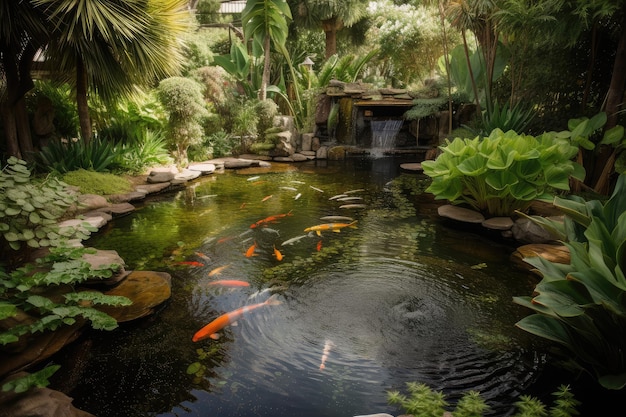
217 235 234 244
245 241 258 257
208 264 230 276
250 210 293 229
207 280 250 287
273 245 283 261
192 295 282 342
261 195 273 202
176 261 204 267
304 220 358 236
316 240 322 251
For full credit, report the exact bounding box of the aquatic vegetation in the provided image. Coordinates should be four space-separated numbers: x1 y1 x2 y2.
388 382 580 417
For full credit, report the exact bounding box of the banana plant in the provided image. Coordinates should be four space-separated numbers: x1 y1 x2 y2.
514 173 626 390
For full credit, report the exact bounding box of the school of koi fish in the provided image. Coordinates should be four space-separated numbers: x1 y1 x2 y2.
182 175 367 371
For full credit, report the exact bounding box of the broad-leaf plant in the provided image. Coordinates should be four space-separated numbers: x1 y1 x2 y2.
422 128 585 217
514 174 626 390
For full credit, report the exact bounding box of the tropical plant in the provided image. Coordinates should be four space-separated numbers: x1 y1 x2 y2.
27 80 79 140
31 0 192 142
112 129 173 175
469 100 535 137
35 137 123 174
514 173 626 390
156 77 209 168
242 0 292 101
255 99 279 142
421 128 585 217
387 382 580 417
0 157 97 266
213 41 259 99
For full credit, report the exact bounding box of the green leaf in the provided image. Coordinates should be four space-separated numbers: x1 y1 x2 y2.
457 154 488 176
186 362 203 375
515 315 572 347
0 303 17 320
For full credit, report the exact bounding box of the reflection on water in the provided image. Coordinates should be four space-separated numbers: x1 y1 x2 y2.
53 157 544 417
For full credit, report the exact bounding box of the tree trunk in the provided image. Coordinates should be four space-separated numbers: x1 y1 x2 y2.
15 98 34 159
323 18 338 59
1 103 22 159
76 58 92 142
260 35 271 101
462 31 481 116
591 12 626 193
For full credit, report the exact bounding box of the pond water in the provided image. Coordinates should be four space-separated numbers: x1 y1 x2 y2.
53 156 551 416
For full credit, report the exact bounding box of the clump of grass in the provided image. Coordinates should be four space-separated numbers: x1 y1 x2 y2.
61 169 133 195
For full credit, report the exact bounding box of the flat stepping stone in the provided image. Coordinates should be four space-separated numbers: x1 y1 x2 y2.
174 169 201 181
136 182 170 194
273 156 294 162
400 162 423 172
482 216 514 230
97 271 172 322
188 163 216 174
438 204 485 223
58 216 108 229
290 153 309 162
147 171 175 183
77 194 108 211
107 190 147 203
103 202 135 215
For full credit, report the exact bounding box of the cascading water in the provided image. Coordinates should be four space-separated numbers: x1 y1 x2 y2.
370 119 403 157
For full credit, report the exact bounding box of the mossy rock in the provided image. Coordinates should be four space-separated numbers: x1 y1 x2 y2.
250 142 276 152
61 169 133 196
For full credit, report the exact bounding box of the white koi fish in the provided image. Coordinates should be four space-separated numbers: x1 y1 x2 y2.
320 215 354 222
294 193 302 200
281 234 309 246
329 194 348 200
261 227 280 236
339 204 367 209
319 340 335 370
247 176 261 181
309 185 324 193
280 186 298 191
336 196 363 202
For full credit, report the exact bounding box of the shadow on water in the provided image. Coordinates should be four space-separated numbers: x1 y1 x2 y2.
51 156 596 416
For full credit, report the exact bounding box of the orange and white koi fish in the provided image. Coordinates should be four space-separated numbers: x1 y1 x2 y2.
262 195 273 202
304 220 358 236
196 252 211 261
319 340 335 370
176 261 204 267
208 264 230 276
192 294 282 342
250 211 293 229
207 280 250 287
245 241 258 257
273 245 283 261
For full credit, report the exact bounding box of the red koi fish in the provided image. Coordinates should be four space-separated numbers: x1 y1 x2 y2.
192 294 282 342
273 245 283 261
316 240 322 251
176 261 204 267
304 220 358 236
207 280 250 287
208 264 230 276
245 241 258 257
249 210 293 229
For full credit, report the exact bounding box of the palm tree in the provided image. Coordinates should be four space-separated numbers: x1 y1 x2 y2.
242 0 292 101
32 0 192 142
0 1 48 159
288 0 370 59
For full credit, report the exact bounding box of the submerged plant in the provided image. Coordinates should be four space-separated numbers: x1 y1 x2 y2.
388 382 579 417
422 128 584 217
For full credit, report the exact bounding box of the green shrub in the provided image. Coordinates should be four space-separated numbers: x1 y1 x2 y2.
157 77 209 168
27 80 79 139
515 173 626 390
35 137 122 174
421 128 584 217
255 100 278 142
61 169 133 196
469 100 535 137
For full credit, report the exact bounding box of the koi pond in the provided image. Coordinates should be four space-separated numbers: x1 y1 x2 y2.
52 156 576 416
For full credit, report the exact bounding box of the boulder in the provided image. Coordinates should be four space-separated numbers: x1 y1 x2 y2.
0 372 95 417
147 170 175 183
97 271 172 322
301 133 313 151
76 194 108 212
511 217 559 243
316 146 328 159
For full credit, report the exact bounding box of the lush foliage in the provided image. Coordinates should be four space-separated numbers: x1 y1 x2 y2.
470 100 535 137
388 382 580 417
111 129 173 174
0 158 96 263
156 77 209 167
27 81 79 140
35 137 123 174
515 173 626 390
422 129 585 217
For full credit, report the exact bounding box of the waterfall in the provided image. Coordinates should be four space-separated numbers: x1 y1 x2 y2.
370 119 403 157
